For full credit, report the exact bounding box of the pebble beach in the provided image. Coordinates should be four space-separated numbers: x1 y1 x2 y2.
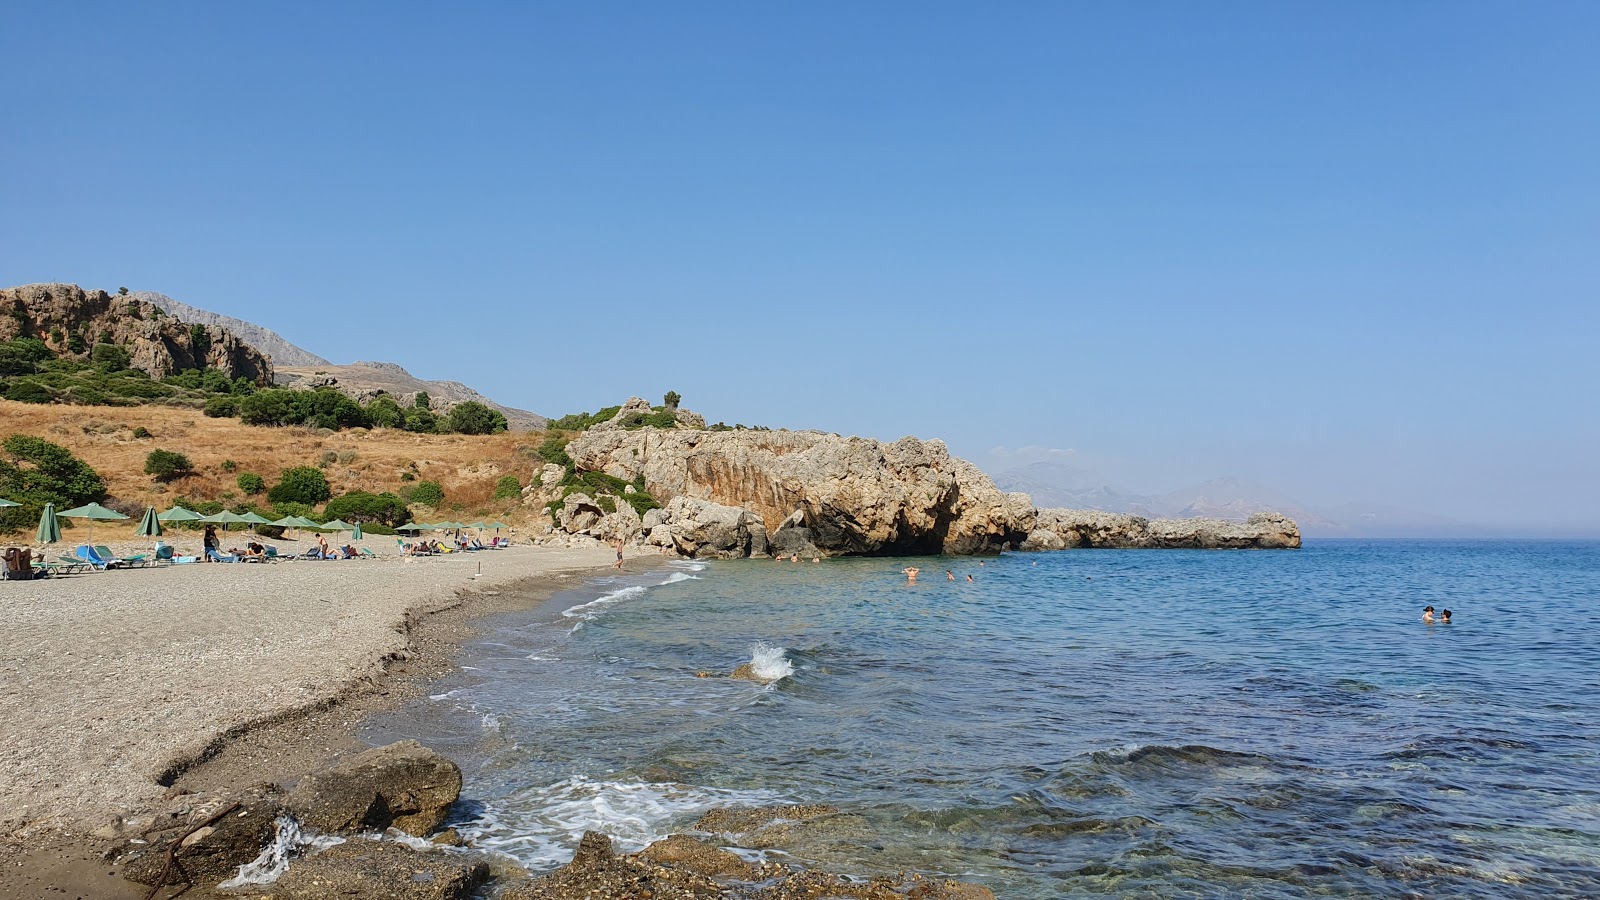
0 539 624 837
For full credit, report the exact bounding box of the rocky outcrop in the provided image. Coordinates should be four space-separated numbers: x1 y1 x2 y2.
552 399 1300 557
1024 509 1300 549
569 420 1023 556
119 787 285 888
1 283 273 383
285 740 462 837
641 496 769 558
131 289 331 367
271 839 489 900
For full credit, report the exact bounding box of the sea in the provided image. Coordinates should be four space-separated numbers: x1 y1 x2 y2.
363 540 1600 898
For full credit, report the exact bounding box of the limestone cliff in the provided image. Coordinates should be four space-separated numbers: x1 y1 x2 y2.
0 283 273 383
552 398 1300 556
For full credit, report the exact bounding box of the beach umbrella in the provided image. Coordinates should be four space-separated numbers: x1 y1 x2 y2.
351 522 363 540
199 510 251 532
238 511 272 525
0 497 18 507
268 516 300 527
135 506 163 537
158 505 203 523
288 515 321 529
319 518 354 532
59 501 129 543
36 502 61 544
396 523 425 532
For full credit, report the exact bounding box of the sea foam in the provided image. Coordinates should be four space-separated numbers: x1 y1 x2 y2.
748 641 795 682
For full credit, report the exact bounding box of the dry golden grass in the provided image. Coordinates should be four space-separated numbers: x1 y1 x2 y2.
1 399 548 540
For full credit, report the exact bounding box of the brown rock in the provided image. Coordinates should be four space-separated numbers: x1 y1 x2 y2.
120 790 283 888
499 831 725 900
636 834 753 878
269 839 488 900
286 740 462 837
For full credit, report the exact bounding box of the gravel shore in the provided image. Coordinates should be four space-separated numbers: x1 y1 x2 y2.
0 540 624 836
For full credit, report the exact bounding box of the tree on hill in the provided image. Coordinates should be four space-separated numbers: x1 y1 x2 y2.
267 466 331 505
445 401 507 435
0 434 107 517
324 490 412 527
407 480 444 507
664 391 681 409
144 449 194 483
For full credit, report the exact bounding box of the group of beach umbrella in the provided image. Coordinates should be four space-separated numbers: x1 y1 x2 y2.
6 495 507 547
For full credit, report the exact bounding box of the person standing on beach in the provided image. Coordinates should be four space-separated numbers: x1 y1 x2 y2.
613 538 624 569
203 525 219 562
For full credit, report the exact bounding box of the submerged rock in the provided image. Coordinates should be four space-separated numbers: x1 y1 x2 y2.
269 838 489 900
285 740 462 837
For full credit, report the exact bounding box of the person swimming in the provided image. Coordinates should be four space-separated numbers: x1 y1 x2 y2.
903 566 919 583
1441 609 1453 624
966 574 974 583
1423 605 1435 623
946 570 955 581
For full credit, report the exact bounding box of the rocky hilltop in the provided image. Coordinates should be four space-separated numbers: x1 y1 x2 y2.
131 290 331 367
0 283 273 383
276 360 547 430
532 397 1300 557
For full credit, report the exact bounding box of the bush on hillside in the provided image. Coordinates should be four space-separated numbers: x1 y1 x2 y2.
90 343 130 371
536 433 572 467
545 406 622 431
403 407 439 433
493 475 522 500
366 395 404 429
324 490 412 527
445 401 508 435
204 395 239 418
267 466 331 505
144 449 194 483
407 480 444 507
0 435 107 518
237 472 265 495
3 379 53 404
0 338 52 376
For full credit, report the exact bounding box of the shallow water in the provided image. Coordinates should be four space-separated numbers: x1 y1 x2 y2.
366 541 1600 897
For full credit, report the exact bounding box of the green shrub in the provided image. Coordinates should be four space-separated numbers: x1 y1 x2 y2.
536 433 572 467
403 407 439 433
237 472 265 494
0 337 52 375
664 391 681 408
445 401 508 435
319 450 338 467
189 324 211 358
66 331 86 354
268 466 331 505
494 475 522 500
407 480 444 507
239 389 300 426
596 495 617 514
413 391 431 410
324 490 412 527
131 426 152 439
625 492 662 516
399 471 415 482
545 406 621 431
90 343 130 371
220 459 238 472
144 449 194 482
203 395 239 418
366 395 404 428
4 379 53 404
0 435 107 517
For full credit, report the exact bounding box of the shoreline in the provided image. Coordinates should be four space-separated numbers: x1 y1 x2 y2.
0 542 663 899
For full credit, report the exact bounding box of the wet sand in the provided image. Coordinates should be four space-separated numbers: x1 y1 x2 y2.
0 540 657 899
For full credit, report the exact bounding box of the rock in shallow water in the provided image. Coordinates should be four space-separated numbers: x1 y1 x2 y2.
269 838 489 900
120 788 284 887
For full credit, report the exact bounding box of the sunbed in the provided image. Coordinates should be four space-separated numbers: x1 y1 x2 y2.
71 547 112 571
96 546 154 568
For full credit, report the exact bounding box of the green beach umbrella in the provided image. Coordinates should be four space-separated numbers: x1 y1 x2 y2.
158 505 203 523
238 511 272 525
199 510 251 531
396 523 425 532
319 518 354 532
135 506 163 537
59 502 130 543
36 502 61 544
0 497 19 507
288 515 320 528
268 516 300 527
351 522 363 540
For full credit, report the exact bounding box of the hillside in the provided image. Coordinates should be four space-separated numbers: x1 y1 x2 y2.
0 399 546 539
276 361 547 431
131 291 331 367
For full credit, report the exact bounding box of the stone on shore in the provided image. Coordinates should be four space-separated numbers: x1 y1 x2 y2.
498 830 725 900
285 740 462 837
269 838 489 900
120 788 284 887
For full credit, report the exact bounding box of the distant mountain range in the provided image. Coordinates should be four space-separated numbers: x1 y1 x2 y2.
134 290 545 430
991 461 1486 538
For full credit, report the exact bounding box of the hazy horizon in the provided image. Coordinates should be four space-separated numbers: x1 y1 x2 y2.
4 4 1596 537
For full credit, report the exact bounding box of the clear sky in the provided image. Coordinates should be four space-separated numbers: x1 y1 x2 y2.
3 3 1597 534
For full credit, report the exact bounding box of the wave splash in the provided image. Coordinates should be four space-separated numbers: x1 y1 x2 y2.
748 642 796 682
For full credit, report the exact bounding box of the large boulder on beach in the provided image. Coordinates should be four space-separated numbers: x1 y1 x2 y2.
644 496 769 559
270 839 489 900
120 788 284 887
285 740 461 837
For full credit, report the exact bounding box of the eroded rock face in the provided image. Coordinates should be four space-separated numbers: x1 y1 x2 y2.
1026 508 1302 550
644 496 770 559
285 740 462 837
0 283 273 383
270 839 489 900
568 428 1024 556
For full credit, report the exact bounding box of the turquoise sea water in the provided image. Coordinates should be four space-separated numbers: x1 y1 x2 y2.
367 541 1600 898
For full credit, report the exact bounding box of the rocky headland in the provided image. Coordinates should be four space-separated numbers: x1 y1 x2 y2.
528 397 1301 557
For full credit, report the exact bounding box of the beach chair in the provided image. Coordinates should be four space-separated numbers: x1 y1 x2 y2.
205 548 239 563
72 546 112 571
48 555 91 575
360 548 379 559
154 544 176 565
96 545 153 569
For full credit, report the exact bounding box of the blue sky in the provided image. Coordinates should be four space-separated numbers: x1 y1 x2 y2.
3 3 1597 533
